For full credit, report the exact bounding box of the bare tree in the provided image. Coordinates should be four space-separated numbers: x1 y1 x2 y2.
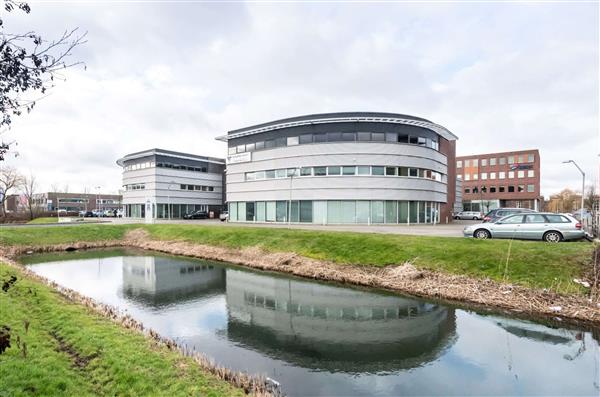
20 172 37 219
1 0 86 160
0 165 22 215
50 182 60 193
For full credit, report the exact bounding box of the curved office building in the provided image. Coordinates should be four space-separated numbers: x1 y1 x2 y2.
216 112 457 224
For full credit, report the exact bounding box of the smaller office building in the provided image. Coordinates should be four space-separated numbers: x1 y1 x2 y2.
117 148 225 219
4 192 121 213
456 149 541 212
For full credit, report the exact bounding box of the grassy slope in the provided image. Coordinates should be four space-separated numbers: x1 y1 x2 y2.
26 217 58 224
0 263 242 397
0 224 592 294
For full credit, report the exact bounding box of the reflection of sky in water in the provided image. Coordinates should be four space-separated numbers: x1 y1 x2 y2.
26 251 600 397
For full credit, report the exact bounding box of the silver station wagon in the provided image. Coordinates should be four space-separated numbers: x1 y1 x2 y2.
463 213 585 243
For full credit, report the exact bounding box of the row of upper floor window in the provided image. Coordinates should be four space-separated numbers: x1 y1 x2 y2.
457 154 535 168
179 184 215 192
125 184 145 191
229 131 440 155
123 161 209 173
464 184 535 194
458 170 534 181
245 165 445 182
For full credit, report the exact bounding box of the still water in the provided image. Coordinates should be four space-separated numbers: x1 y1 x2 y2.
23 249 599 396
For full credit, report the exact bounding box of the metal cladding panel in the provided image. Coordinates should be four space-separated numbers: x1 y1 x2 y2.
227 189 446 202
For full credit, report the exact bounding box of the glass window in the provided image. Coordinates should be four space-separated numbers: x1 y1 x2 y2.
265 139 275 148
472 187 478 194
418 169 426 178
246 143 255 152
357 166 370 175
289 201 299 223
472 159 478 167
341 132 355 141
465 174 471 181
313 133 327 143
236 145 245 153
313 201 327 224
357 132 371 141
371 132 385 141
490 172 496 179
528 154 534 162
490 158 496 166
499 186 505 192
314 167 326 176
508 156 515 164
255 141 265 150
327 166 341 175
246 202 255 222
417 137 427 146
386 133 397 142
356 201 370 223
340 201 356 223
473 173 478 180
409 201 418 223
342 166 356 175
266 201 276 222
508 186 515 192
327 201 342 223
287 136 299 146
517 170 524 178
508 171 515 179
276 169 286 178
457 160 463 168
372 166 384 176
246 172 255 181
409 168 418 177
527 184 535 192
502 215 524 224
499 157 506 165
398 134 408 143
481 172 487 180
276 201 287 222
518 155 524 163
237 202 246 222
385 167 397 176
499 172 505 179
409 136 418 145
464 188 470 194
229 202 238 221
528 170 534 178
481 159 487 167
490 186 496 193
299 134 312 144
465 160 471 167
398 201 409 223
300 167 312 176
265 170 276 179
287 168 298 177
385 201 397 223
518 185 524 192
399 167 408 177
327 132 342 142
545 214 569 223
371 201 384 223
255 171 265 180
276 137 286 147
299 201 312 223
228 147 236 155
256 202 266 222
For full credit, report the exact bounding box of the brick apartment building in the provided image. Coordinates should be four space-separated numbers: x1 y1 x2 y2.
4 192 122 214
456 149 542 213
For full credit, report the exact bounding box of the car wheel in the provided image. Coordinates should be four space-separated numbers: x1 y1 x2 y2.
472 217 478 220
543 231 562 243
474 229 491 239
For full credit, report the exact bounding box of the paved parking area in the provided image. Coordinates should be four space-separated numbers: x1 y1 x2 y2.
110 218 476 238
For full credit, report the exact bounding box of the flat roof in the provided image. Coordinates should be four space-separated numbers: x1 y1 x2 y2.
116 148 225 166
216 112 457 142
456 149 540 159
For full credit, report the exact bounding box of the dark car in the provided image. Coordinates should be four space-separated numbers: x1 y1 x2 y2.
183 210 209 220
83 211 95 218
483 208 536 223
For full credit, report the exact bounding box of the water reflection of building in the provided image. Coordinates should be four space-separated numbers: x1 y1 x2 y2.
121 256 225 307
225 269 456 373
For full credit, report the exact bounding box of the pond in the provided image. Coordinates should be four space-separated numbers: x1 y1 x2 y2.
22 249 600 396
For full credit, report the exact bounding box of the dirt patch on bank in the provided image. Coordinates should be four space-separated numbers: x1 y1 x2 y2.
4 232 600 326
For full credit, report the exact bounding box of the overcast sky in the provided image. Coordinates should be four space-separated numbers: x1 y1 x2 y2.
1 1 598 197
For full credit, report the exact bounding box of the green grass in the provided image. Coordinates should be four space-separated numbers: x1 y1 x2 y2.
0 224 593 295
26 217 59 224
0 263 243 397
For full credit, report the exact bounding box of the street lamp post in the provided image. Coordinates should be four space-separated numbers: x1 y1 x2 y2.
95 185 101 214
562 160 585 221
288 168 298 226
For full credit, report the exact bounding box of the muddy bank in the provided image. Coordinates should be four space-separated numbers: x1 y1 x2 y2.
2 229 599 326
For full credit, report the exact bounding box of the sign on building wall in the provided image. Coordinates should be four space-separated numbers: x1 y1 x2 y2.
227 152 252 164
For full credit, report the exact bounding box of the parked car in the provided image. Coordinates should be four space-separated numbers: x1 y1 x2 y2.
183 210 209 220
78 210 87 217
463 213 584 242
454 211 483 220
83 211 94 218
104 209 115 217
92 209 105 217
116 209 123 218
219 211 228 222
483 208 536 223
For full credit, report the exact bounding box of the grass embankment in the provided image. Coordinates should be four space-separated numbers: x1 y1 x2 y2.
0 263 242 397
0 224 593 295
26 217 59 224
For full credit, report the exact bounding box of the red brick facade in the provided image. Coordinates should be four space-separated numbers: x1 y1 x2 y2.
456 149 541 211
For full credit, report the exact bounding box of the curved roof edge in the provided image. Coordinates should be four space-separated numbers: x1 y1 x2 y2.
215 112 457 142
116 148 225 166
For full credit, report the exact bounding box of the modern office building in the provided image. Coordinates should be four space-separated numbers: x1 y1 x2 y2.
216 112 458 224
456 149 541 212
116 148 225 218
